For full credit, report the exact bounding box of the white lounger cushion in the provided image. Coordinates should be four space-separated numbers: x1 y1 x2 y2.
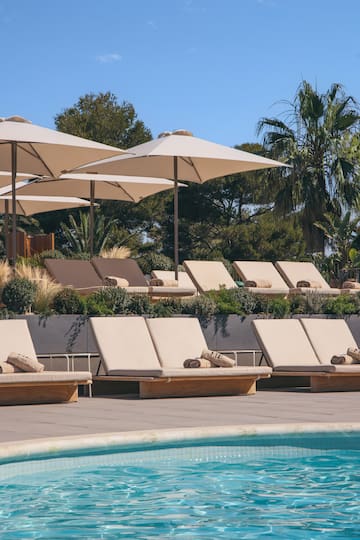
146 317 208 369
272 364 360 373
0 371 92 383
0 319 37 362
252 319 320 367
300 318 358 364
233 261 289 292
160 367 272 377
90 316 163 376
275 261 341 295
183 260 237 292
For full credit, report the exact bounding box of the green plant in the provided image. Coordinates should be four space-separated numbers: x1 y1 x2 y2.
289 294 308 314
207 288 259 315
89 287 129 314
137 252 174 275
323 295 358 316
182 295 217 322
265 297 291 318
39 249 65 262
126 294 153 315
302 292 328 314
152 298 183 317
2 277 37 313
53 289 86 314
85 296 113 316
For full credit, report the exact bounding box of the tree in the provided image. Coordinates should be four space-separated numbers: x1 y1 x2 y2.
257 81 360 252
54 91 152 149
314 211 360 269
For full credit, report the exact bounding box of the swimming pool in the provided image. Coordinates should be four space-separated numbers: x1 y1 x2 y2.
1 425 360 539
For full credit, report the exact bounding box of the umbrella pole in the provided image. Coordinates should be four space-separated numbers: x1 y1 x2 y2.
174 157 179 280
11 142 17 266
4 200 9 259
89 180 95 258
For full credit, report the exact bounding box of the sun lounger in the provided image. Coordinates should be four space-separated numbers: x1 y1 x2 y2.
150 270 197 295
252 318 360 392
232 261 290 296
91 258 195 298
44 258 104 295
183 260 237 293
0 319 92 404
90 316 271 398
275 261 341 295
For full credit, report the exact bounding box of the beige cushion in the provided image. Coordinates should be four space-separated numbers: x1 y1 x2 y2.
0 371 92 384
7 352 44 372
0 320 38 362
90 316 162 376
348 347 360 361
183 358 213 368
342 281 360 289
104 276 130 287
296 280 321 288
151 270 196 292
0 362 19 374
275 364 360 374
244 287 291 296
275 261 331 289
160 367 272 377
146 317 208 369
201 348 235 367
233 261 289 291
244 279 272 288
149 278 178 287
331 354 357 365
252 319 320 367
183 260 237 292
124 286 150 294
300 318 358 365
148 286 195 297
292 287 341 296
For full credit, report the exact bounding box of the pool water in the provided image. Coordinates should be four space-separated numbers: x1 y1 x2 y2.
1 434 360 539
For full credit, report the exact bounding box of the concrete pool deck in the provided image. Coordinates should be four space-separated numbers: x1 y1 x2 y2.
1 389 360 444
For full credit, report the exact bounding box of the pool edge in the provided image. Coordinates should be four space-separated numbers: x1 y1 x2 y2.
1 422 360 462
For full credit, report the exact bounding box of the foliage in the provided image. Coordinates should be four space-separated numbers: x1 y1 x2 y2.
152 298 183 317
39 249 65 261
99 246 131 259
53 289 86 314
181 295 217 322
314 211 360 269
2 277 37 313
137 252 174 275
15 262 62 313
207 288 260 315
262 297 291 318
323 294 360 315
126 294 153 315
0 260 11 289
87 287 129 315
258 81 360 252
59 211 119 256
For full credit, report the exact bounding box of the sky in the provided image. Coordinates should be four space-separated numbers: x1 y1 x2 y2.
0 0 359 148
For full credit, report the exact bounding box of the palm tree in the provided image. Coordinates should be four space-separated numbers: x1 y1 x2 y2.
314 211 360 268
257 81 360 252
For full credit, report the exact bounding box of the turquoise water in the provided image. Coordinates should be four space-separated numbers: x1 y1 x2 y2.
1 433 360 539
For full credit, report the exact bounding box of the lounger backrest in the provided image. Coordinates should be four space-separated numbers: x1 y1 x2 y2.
233 261 289 289
275 261 330 289
91 258 148 287
300 318 358 364
0 319 37 361
45 259 103 289
146 317 208 368
151 270 196 290
252 319 320 367
183 260 236 292
90 316 161 375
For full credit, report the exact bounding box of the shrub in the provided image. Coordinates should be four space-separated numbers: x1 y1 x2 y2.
182 295 217 322
302 292 328 314
152 298 183 317
137 252 174 275
208 288 258 315
53 289 86 314
39 249 65 262
126 294 153 315
265 297 291 318
15 262 63 313
85 296 113 316
89 287 129 314
2 277 37 313
289 294 308 314
323 295 358 316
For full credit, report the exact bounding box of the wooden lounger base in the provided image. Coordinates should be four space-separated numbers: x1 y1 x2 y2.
94 375 269 398
274 371 360 392
0 381 81 405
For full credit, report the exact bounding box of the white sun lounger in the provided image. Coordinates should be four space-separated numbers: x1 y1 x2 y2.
0 320 92 404
275 261 341 295
252 318 360 392
183 260 237 293
233 261 290 296
90 316 271 398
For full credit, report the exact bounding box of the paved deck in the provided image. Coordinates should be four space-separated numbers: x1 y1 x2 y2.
1 389 360 443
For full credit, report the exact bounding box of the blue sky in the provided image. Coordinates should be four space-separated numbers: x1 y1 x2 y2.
1 0 359 147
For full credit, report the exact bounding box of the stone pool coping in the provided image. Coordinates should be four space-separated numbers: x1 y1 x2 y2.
2 422 360 463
